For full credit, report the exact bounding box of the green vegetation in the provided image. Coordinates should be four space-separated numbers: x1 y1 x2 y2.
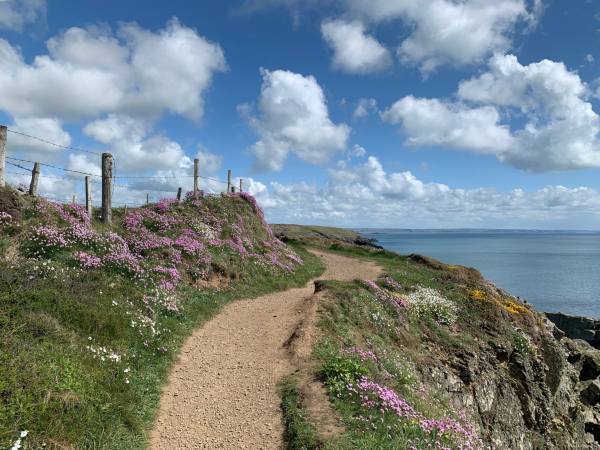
276 226 545 450
0 188 325 450
279 377 325 450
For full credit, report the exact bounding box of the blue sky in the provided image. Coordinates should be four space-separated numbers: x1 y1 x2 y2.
2 0 600 228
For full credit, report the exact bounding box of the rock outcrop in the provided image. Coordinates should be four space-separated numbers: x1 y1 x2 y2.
546 312 600 348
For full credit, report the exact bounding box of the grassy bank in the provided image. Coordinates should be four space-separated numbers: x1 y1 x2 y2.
276 228 571 449
0 188 324 449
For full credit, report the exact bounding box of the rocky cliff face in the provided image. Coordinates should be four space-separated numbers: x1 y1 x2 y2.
402 261 600 449
416 322 600 449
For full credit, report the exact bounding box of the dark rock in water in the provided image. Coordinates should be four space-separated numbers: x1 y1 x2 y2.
353 236 383 249
545 312 600 348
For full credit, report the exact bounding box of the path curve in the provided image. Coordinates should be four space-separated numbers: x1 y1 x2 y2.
150 250 381 449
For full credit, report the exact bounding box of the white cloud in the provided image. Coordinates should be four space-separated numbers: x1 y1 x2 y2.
458 54 600 171
0 18 226 121
7 117 71 156
244 68 350 171
344 0 541 72
321 19 391 74
194 147 222 175
353 97 378 119
381 95 513 154
251 154 600 228
347 144 366 159
0 0 45 31
239 0 541 72
382 54 600 172
586 54 595 63
83 114 188 171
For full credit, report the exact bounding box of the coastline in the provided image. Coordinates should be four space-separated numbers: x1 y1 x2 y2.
357 228 600 346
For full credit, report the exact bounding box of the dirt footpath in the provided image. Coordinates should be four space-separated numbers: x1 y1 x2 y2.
150 250 381 449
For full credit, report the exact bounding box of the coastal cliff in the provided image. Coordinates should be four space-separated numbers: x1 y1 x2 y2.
275 225 600 449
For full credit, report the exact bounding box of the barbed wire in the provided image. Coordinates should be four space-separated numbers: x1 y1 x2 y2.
6 156 102 177
6 160 32 172
7 128 103 156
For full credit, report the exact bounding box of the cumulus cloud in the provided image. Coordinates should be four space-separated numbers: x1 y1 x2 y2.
353 97 378 119
194 147 223 175
383 54 600 172
7 117 71 157
0 0 45 31
83 114 189 171
244 68 350 171
382 95 514 154
241 0 541 72
458 54 600 170
344 0 541 72
0 18 226 121
0 18 229 204
250 154 600 228
321 19 391 74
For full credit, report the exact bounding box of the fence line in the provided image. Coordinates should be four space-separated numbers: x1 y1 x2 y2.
0 124 248 225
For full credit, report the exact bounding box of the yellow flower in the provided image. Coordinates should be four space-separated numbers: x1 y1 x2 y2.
470 289 486 301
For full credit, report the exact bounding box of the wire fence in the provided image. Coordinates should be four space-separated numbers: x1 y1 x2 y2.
0 125 247 212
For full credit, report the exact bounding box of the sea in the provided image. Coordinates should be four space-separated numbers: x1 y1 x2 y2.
356 229 600 318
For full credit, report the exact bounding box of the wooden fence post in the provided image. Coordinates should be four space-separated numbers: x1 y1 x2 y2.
239 178 243 193
28 162 40 196
101 153 113 224
72 195 76 204
177 187 182 202
194 158 199 198
0 125 6 188
85 176 92 217
227 169 231 193
146 193 150 205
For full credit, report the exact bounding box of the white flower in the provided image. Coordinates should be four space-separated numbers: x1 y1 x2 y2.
20 431 28 438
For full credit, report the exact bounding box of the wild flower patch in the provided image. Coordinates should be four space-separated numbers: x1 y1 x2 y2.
16 194 304 336
406 286 458 325
363 279 408 310
346 377 482 450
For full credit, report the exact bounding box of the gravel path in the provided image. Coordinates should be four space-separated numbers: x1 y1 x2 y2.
149 250 381 449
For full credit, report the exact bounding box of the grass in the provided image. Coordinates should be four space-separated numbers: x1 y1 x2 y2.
279 377 325 450
0 189 326 450
275 235 545 450
0 245 324 449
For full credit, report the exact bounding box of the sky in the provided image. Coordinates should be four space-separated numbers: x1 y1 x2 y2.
1 0 600 229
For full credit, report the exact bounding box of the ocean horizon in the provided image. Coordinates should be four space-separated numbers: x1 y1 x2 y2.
356 228 600 318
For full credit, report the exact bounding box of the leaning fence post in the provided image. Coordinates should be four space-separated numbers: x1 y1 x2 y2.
193 158 199 198
239 178 243 193
85 176 92 217
28 162 40 196
177 187 182 202
0 125 6 188
101 153 113 224
227 169 231 193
